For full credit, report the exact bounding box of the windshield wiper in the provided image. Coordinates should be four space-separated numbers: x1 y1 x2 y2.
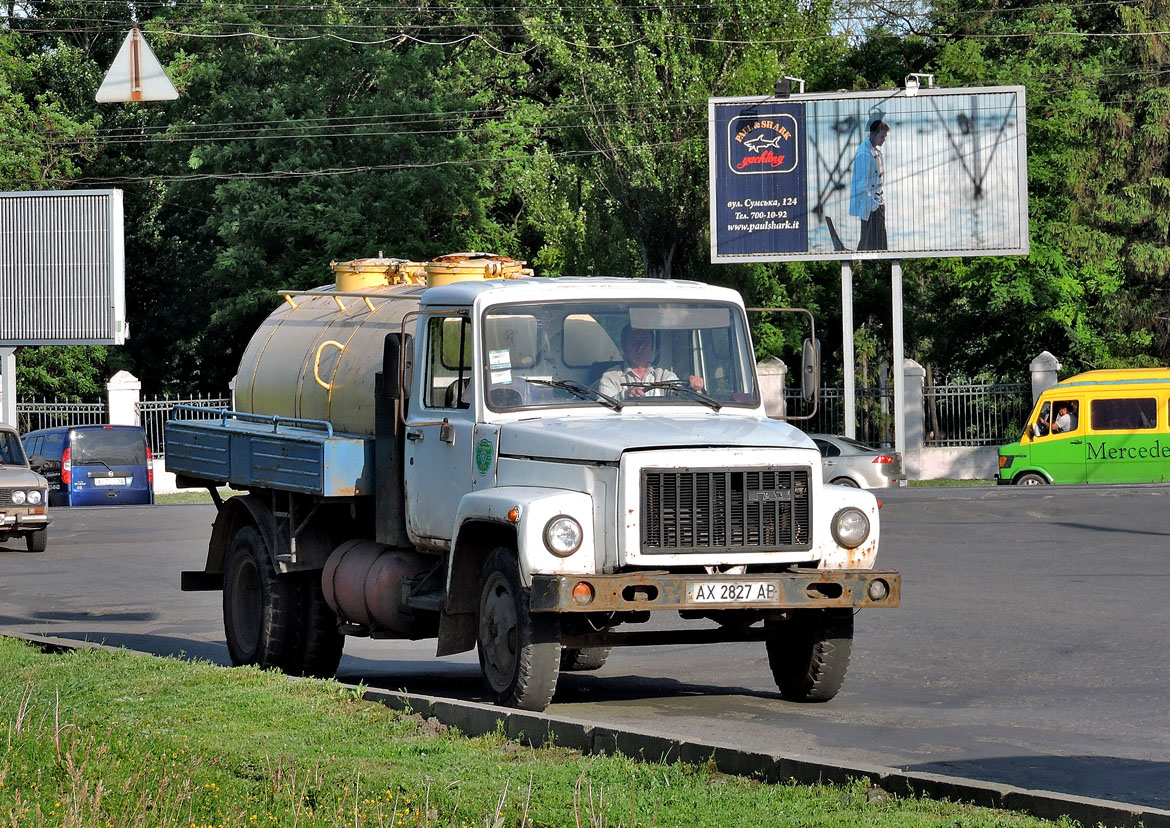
524 378 623 412
623 380 722 410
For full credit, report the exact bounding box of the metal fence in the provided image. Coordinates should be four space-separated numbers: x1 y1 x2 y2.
137 394 232 455
16 398 108 433
787 382 1032 447
785 386 895 445
922 382 1030 446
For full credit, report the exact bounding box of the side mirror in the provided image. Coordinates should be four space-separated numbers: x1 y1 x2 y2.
382 333 414 399
800 338 820 403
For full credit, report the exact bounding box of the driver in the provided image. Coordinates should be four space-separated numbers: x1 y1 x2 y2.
598 326 704 400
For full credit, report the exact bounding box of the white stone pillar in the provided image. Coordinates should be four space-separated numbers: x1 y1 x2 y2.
106 371 142 426
757 357 787 419
1029 351 1061 403
902 358 926 481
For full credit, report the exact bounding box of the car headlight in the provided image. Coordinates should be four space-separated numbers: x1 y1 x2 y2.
832 507 870 549
544 515 583 557
27 490 42 505
11 490 25 505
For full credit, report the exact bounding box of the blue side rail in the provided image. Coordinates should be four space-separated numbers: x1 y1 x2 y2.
164 405 373 497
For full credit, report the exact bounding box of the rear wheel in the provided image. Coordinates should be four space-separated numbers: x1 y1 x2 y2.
24 529 47 553
765 609 854 702
829 477 860 487
477 546 560 710
1015 472 1048 486
560 646 611 672
223 526 301 669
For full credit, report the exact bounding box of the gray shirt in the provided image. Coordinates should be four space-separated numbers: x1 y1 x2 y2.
598 364 680 399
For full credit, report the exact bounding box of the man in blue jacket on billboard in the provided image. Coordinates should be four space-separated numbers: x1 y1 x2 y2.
850 119 890 251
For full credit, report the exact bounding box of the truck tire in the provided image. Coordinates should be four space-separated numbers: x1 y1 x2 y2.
476 546 560 710
1015 472 1047 486
765 609 853 702
223 526 302 670
560 646 611 672
24 530 47 553
293 575 344 679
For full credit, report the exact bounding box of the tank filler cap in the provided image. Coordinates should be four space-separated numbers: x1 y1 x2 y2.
425 252 533 287
330 257 428 291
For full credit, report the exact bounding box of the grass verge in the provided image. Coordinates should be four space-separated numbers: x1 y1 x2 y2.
0 637 1072 828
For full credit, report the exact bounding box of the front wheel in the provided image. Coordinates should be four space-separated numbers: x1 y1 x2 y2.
223 525 301 669
1015 472 1048 486
765 609 854 702
477 547 561 710
24 529 47 553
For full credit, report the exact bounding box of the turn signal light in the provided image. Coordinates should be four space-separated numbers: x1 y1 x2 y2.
507 507 520 523
571 582 594 605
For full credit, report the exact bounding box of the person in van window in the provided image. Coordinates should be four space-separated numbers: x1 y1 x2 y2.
1052 402 1074 433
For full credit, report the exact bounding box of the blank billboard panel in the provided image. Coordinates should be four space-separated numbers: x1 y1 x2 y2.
0 190 127 345
709 87 1028 262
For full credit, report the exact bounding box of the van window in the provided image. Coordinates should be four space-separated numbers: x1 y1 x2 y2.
72 429 147 464
41 432 66 461
1090 397 1157 431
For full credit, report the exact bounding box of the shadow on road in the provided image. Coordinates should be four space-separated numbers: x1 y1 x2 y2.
905 755 1170 810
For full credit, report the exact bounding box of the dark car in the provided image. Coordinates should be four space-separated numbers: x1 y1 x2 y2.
0 423 51 551
810 433 906 489
23 424 154 506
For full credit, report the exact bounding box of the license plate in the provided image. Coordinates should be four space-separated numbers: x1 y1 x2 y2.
685 580 780 604
94 477 129 487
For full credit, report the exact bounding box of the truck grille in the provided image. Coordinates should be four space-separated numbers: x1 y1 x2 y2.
641 467 812 553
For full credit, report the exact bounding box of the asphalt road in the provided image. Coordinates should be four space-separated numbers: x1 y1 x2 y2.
1 485 1167 809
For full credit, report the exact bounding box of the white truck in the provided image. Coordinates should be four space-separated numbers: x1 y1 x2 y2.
168 253 899 711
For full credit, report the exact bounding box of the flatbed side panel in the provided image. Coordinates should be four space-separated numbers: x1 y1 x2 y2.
165 418 374 497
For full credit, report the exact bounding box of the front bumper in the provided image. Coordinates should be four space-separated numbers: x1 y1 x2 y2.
530 568 900 613
0 510 50 534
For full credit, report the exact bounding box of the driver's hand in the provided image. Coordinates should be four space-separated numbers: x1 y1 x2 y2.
688 375 705 392
627 385 646 398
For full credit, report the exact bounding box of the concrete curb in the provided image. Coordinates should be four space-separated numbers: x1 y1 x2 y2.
8 632 1168 828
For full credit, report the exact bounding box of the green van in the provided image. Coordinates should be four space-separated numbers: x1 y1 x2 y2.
998 368 1170 485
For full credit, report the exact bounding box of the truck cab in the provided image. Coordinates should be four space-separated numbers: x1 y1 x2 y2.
169 255 899 711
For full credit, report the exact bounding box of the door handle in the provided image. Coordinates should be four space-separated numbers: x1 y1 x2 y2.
405 430 424 442
1070 439 1082 444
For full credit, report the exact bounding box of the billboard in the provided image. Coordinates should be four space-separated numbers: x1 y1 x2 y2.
709 86 1028 262
0 190 127 345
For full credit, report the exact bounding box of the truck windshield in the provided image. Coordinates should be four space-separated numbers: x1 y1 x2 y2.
480 300 759 412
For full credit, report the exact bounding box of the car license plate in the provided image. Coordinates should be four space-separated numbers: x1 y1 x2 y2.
685 580 780 604
94 477 128 487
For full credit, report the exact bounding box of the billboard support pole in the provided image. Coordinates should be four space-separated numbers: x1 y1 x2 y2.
892 260 906 462
841 262 856 439
1 348 15 428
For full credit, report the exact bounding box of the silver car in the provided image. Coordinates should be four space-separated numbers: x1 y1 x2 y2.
0 424 50 551
810 434 906 489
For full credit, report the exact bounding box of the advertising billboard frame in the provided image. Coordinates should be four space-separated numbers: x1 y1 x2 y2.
708 86 1029 263
0 189 127 346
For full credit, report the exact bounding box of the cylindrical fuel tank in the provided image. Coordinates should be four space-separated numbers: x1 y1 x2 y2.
233 253 527 435
321 539 436 637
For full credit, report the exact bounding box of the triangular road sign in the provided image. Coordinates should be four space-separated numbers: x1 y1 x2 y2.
96 25 179 102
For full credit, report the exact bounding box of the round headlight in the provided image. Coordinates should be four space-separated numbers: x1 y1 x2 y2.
27 490 42 505
832 507 870 549
11 490 26 505
544 515 583 557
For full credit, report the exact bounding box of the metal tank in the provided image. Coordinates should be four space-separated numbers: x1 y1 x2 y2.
233 253 529 436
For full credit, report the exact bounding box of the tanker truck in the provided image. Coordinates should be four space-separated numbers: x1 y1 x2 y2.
168 252 899 711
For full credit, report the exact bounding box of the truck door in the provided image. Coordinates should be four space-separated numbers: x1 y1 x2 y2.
403 314 477 545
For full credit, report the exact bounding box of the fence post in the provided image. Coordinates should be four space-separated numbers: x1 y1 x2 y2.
106 371 142 426
902 359 926 480
757 357 787 419
1030 351 1061 403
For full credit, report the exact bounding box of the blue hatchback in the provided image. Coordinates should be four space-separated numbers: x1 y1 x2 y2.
22 425 154 506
